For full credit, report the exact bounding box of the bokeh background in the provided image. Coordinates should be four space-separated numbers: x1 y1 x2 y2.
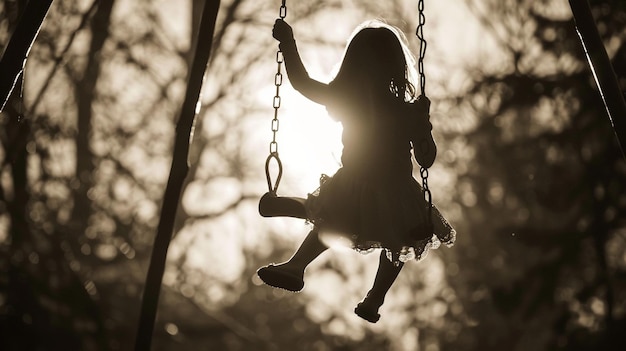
1 0 625 350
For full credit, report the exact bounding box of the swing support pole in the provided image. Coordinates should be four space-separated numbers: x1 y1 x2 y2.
569 0 626 160
134 1 220 350
0 0 53 112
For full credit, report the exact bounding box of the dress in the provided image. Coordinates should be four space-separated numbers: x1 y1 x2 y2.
304 90 455 263
281 39 456 263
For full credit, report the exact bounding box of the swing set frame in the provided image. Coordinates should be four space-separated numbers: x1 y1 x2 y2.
0 1 624 351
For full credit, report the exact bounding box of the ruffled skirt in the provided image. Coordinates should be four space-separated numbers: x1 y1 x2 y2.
305 168 455 263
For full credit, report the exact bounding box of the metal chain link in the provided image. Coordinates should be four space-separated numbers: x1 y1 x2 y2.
265 1 288 194
415 0 433 232
415 0 427 96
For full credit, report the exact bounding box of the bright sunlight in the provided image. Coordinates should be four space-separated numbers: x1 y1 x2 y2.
257 79 344 195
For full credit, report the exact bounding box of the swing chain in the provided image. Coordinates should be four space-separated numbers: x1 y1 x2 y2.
416 0 433 232
415 0 427 96
266 1 288 194
279 0 287 19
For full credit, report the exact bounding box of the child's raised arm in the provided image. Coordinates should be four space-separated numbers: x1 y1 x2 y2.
409 96 437 168
273 19 330 106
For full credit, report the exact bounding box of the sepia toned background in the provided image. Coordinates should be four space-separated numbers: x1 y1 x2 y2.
1 0 625 350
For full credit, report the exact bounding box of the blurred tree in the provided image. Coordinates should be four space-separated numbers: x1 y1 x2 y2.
4 0 423 350
439 0 626 350
0 1 108 350
11 0 615 350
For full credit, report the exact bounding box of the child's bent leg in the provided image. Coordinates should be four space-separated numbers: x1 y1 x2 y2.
283 228 328 271
355 250 403 323
257 228 327 292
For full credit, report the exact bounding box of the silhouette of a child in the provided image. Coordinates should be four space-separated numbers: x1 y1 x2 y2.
258 19 456 323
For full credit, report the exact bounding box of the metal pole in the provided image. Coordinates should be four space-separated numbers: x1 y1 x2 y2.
134 1 220 350
0 0 53 112
569 0 626 160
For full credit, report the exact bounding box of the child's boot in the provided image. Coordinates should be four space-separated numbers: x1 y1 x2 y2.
355 250 403 322
257 229 327 292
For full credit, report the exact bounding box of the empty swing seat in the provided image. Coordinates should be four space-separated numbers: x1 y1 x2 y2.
258 192 307 219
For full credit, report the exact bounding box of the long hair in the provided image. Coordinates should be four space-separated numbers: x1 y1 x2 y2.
330 20 418 103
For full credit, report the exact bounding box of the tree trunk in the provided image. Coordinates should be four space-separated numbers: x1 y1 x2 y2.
71 0 115 233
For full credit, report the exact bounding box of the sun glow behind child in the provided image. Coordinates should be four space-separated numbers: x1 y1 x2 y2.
256 80 345 195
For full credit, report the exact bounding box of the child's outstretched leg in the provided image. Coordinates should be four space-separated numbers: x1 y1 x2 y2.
355 250 403 323
257 228 327 292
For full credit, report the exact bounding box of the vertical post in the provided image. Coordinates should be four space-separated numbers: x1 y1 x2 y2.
134 1 220 350
0 0 53 112
569 0 626 160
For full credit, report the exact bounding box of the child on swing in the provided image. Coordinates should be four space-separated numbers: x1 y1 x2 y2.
258 18 456 323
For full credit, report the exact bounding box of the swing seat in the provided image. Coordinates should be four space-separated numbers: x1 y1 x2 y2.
258 192 307 219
